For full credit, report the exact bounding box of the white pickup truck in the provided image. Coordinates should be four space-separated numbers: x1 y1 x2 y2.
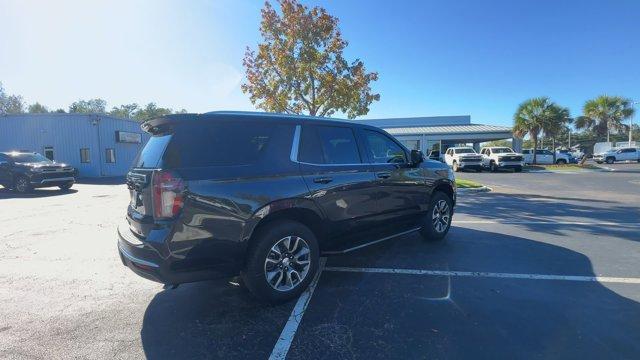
479 147 524 172
593 147 640 164
443 147 483 172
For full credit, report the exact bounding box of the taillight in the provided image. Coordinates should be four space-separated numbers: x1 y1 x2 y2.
152 170 185 219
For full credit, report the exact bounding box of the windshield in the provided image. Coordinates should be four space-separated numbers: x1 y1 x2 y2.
8 152 52 163
455 148 476 154
492 148 514 153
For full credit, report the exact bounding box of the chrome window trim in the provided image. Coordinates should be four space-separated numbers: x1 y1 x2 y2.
290 125 301 162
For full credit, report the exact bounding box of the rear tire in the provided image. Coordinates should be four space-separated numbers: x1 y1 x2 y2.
14 176 32 194
242 220 319 303
59 183 73 191
420 191 453 242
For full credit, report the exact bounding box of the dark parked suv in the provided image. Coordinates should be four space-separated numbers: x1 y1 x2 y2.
117 112 456 302
0 151 76 193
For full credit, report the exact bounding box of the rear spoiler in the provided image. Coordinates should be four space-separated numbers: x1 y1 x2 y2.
141 114 198 135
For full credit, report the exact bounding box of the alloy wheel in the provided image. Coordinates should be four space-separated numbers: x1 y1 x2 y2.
16 178 28 193
264 235 311 292
431 200 450 233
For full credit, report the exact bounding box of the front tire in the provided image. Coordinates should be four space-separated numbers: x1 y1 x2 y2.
556 159 567 165
452 161 460 172
14 176 32 194
242 220 319 303
606 157 615 164
514 166 522 173
420 191 453 241
490 161 498 172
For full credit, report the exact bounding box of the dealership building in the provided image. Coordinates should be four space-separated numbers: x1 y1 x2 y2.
0 113 515 177
354 115 518 155
0 114 149 177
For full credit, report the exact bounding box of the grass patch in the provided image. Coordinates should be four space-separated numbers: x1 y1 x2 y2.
524 164 602 171
455 178 483 188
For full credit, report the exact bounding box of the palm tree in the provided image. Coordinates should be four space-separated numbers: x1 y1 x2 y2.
575 95 635 143
542 106 572 163
513 97 563 164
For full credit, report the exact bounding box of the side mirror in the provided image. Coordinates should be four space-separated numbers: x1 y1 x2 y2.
410 149 423 165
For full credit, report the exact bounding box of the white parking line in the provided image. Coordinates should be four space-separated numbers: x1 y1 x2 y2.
324 266 640 284
453 220 636 226
269 257 327 360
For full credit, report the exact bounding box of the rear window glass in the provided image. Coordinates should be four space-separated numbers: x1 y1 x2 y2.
166 122 274 167
132 134 172 168
299 125 361 164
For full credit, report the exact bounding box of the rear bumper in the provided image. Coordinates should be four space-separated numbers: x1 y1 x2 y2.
117 221 238 285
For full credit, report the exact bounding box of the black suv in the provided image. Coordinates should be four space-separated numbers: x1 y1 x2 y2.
0 151 76 193
117 112 456 302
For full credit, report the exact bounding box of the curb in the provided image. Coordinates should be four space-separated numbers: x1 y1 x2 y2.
457 186 492 194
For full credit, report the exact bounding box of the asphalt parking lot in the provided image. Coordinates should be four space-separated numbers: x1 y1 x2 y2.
1 168 639 359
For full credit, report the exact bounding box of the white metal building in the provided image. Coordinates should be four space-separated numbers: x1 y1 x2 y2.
353 115 518 154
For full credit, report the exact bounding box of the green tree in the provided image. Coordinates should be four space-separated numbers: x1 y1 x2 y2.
242 0 379 119
513 97 564 164
0 82 26 114
574 95 635 143
109 103 139 119
53 108 66 113
28 102 49 113
69 98 107 114
133 103 173 121
541 105 571 162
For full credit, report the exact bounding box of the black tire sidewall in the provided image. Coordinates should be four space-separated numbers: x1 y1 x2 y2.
242 220 319 303
420 191 453 241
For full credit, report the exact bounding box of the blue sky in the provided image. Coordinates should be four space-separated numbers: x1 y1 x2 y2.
1 0 638 126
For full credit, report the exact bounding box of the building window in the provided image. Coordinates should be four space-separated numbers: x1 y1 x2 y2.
400 140 420 151
80 148 90 163
44 146 54 161
105 148 116 163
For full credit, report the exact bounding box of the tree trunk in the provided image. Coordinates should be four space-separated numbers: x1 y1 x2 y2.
532 136 538 164
552 138 556 163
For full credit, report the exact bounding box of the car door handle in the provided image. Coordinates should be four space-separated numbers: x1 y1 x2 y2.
376 171 391 179
313 177 333 184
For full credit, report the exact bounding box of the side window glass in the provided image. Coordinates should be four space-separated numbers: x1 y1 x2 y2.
363 130 406 164
300 125 361 164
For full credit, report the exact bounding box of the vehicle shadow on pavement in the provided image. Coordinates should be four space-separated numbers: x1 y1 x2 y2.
0 187 77 198
140 228 640 359
140 278 294 359
456 193 640 242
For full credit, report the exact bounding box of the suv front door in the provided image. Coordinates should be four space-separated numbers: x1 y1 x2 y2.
296 124 379 241
0 154 12 186
359 129 427 227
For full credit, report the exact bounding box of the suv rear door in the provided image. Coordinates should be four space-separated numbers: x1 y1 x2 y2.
296 124 379 239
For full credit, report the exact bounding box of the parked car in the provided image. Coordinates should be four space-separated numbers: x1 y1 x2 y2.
117 112 457 303
522 149 575 164
593 147 640 164
0 151 76 193
479 146 524 172
444 147 483 172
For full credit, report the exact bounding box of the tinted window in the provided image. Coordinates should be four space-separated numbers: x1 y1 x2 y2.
299 125 361 164
167 122 274 167
133 134 172 168
522 150 531 154
9 153 51 163
363 130 406 164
